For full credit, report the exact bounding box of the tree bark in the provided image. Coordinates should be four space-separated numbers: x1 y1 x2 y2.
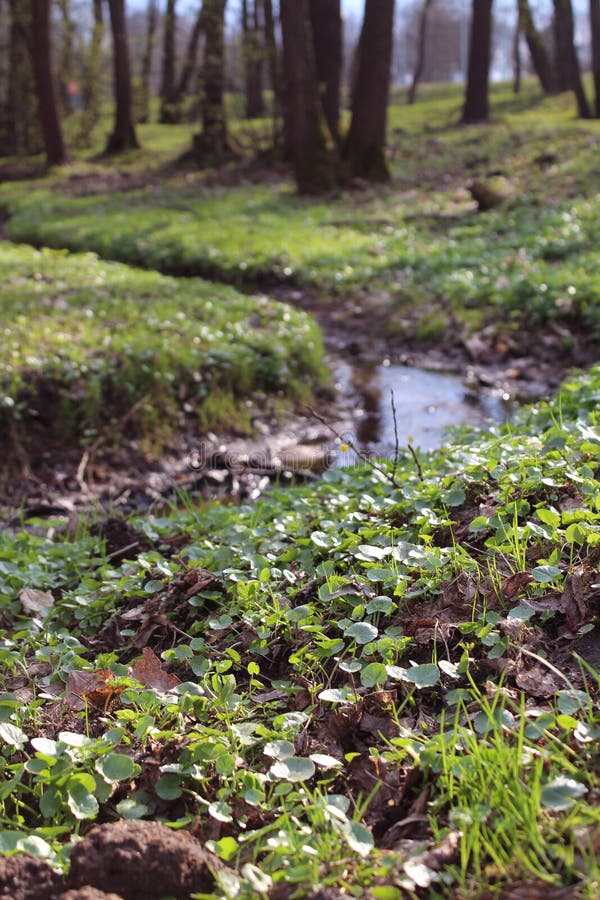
79 0 103 141
262 0 284 148
172 2 205 118
518 0 555 94
105 0 140 153
160 0 177 122
461 0 493 124
242 0 264 118
30 0 69 165
193 0 228 161
3 0 41 155
280 0 335 193
513 4 521 93
552 0 590 117
343 0 395 181
408 0 434 104
308 0 342 142
138 0 158 124
57 0 75 115
590 0 600 116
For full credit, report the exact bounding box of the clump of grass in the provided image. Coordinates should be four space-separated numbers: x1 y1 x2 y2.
0 244 326 451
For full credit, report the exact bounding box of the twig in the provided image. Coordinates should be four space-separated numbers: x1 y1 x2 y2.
306 406 402 490
76 393 150 493
407 442 424 481
390 389 400 483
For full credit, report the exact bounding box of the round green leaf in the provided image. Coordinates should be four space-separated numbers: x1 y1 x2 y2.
531 565 562 583
67 776 99 820
269 757 315 782
155 773 183 800
263 740 295 760
95 752 138 784
540 776 587 809
0 723 27 749
344 821 374 857
360 662 388 688
344 622 378 644
404 663 440 688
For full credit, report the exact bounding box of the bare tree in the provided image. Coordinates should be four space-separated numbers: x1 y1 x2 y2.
3 0 41 155
172 2 205 118
57 0 75 115
30 0 69 165
138 0 158 123
79 0 104 141
106 0 140 153
280 0 335 192
408 0 434 104
242 0 264 118
552 0 590 118
518 0 555 94
590 0 600 116
343 0 395 181
193 0 229 160
461 0 493 123
309 0 342 142
160 0 177 122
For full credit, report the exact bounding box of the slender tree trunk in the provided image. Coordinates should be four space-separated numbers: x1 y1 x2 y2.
513 4 521 93
518 0 555 94
408 0 434 104
79 0 103 141
343 0 395 181
4 0 41 155
263 0 283 148
590 0 600 116
193 0 228 161
160 0 177 122
308 0 342 142
172 2 204 118
242 0 264 118
30 0 69 165
553 0 590 117
280 0 335 193
57 0 75 115
138 0 158 124
461 0 493 123
105 0 140 153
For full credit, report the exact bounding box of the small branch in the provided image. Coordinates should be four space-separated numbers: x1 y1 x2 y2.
407 442 424 481
390 389 400 483
306 406 402 490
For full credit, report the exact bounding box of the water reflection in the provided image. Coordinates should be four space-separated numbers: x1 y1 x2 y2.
338 361 510 456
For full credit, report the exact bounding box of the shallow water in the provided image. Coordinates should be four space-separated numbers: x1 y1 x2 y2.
336 361 510 457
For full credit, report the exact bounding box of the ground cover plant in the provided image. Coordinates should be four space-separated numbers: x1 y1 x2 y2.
0 244 325 455
0 366 599 897
3 84 600 357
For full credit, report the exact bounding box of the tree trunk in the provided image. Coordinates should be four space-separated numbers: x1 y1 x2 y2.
518 0 555 94
79 0 103 141
461 0 492 124
30 0 69 165
342 0 395 181
512 7 521 94
57 0 75 115
105 0 140 153
263 0 284 148
590 0 600 116
552 0 590 117
160 0 177 123
408 0 434 105
308 0 342 142
243 0 264 118
138 0 158 124
193 0 228 161
280 0 335 193
3 0 41 155
172 2 204 119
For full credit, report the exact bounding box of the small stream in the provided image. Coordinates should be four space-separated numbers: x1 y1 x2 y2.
336 359 511 458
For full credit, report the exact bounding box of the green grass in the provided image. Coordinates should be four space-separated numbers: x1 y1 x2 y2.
0 364 599 895
0 244 325 450
3 80 600 347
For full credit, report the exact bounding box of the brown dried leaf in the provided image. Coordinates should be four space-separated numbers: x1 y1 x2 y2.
561 573 589 631
502 571 532 601
19 588 54 616
66 669 125 711
130 647 180 691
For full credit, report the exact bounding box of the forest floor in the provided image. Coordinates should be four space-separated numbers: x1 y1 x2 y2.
0 82 599 899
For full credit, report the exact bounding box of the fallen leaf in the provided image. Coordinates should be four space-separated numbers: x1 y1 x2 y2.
66 669 125 711
561 573 589 631
19 588 54 615
130 647 180 691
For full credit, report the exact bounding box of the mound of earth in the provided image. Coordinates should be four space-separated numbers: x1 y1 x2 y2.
66 820 217 900
0 853 62 900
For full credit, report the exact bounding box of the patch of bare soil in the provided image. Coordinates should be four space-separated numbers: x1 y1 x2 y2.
0 853 62 900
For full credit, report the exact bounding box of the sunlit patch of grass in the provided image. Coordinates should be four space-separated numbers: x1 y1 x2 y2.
0 243 326 450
